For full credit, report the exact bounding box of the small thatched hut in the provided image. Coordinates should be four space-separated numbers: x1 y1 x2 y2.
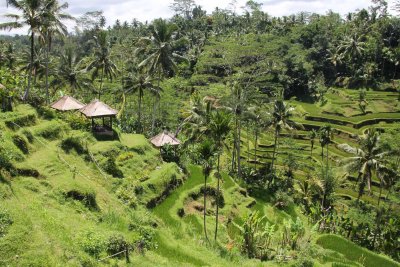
79 99 118 134
150 130 181 148
51 96 85 111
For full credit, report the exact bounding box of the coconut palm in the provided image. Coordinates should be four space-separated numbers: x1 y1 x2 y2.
40 0 74 104
338 34 365 60
308 129 317 158
198 139 216 243
180 94 217 143
266 99 303 171
1 0 47 100
138 18 186 133
87 30 118 99
320 125 334 175
123 71 162 132
20 46 46 86
51 46 89 95
209 110 231 241
338 129 394 201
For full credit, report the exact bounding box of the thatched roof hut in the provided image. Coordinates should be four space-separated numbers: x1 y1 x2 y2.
150 130 181 147
79 99 118 118
51 96 85 111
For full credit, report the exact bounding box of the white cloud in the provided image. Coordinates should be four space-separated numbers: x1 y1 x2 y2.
0 0 398 35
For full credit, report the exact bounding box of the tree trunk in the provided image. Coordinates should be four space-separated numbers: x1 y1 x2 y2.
214 154 220 241
310 141 314 158
270 128 279 171
237 115 242 179
45 40 50 105
24 32 35 101
377 181 383 207
254 129 258 170
138 90 143 132
99 67 104 100
203 173 209 243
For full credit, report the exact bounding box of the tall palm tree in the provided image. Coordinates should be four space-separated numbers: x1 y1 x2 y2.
338 129 394 201
266 99 303 171
51 46 89 95
180 94 216 142
308 129 317 158
198 139 216 243
20 46 46 86
1 0 46 100
87 30 118 99
138 18 185 133
40 0 73 104
209 110 231 241
320 125 334 175
123 71 162 132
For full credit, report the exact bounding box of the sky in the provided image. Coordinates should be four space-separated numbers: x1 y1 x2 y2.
0 0 398 35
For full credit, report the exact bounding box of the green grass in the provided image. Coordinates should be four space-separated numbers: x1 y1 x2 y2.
317 234 400 267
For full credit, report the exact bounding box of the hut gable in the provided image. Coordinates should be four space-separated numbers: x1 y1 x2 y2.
150 131 181 147
79 99 118 118
51 96 85 111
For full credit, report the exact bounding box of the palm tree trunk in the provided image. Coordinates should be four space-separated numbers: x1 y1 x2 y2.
138 90 143 132
254 129 258 170
310 141 314 158
204 174 209 243
326 143 329 177
214 154 221 241
24 32 35 101
271 128 279 171
45 40 50 105
377 181 383 207
247 124 250 162
237 115 242 179
99 67 104 100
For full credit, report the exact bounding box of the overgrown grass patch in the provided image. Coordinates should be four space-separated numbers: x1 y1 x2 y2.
316 234 399 267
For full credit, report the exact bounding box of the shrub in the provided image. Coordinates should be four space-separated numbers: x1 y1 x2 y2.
78 230 105 258
103 158 124 178
106 234 130 258
12 134 29 154
116 184 137 208
64 190 98 211
65 113 90 131
61 136 88 155
0 208 13 237
128 224 157 253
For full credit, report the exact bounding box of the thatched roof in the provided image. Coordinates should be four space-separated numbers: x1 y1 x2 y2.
79 99 118 118
150 130 181 147
51 96 85 111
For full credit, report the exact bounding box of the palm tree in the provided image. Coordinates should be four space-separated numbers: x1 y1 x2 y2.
338 129 394 201
51 46 89 95
320 125 334 175
1 0 46 100
123 71 162 132
180 94 216 142
40 0 73 104
20 46 46 86
198 139 216 243
266 99 303 171
338 34 365 60
138 18 185 133
308 129 317 158
209 110 231 241
87 30 118 99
